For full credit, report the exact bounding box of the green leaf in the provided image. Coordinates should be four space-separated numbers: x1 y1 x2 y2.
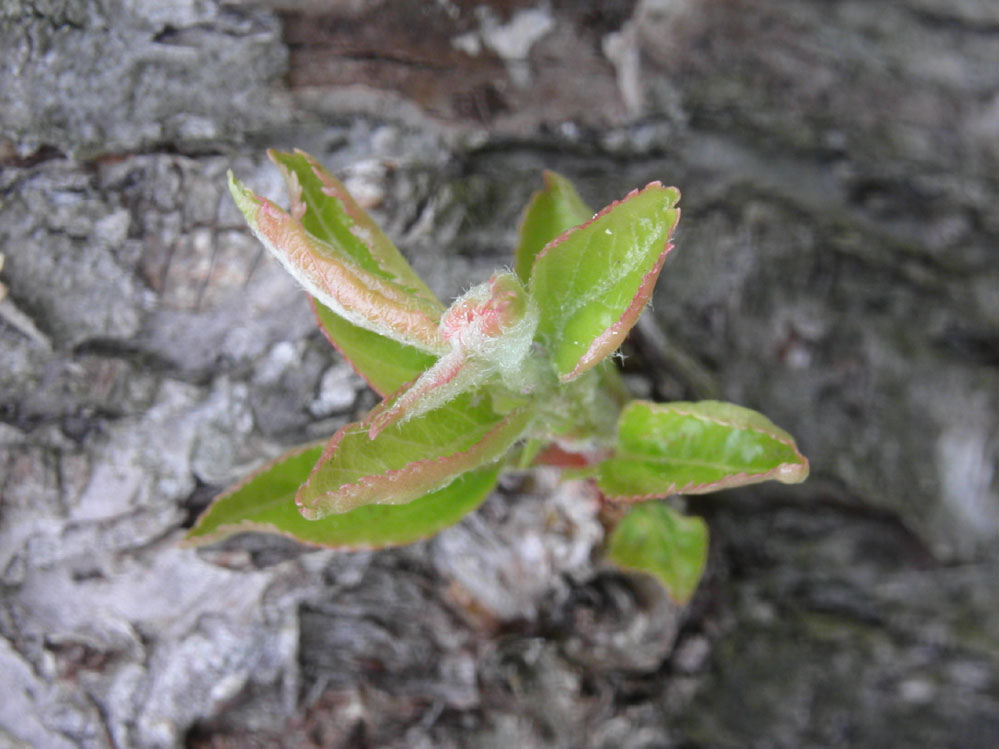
529 183 681 382
183 442 500 549
268 149 442 307
311 298 436 397
228 172 446 354
297 390 532 518
607 502 708 604
515 170 592 284
595 400 810 501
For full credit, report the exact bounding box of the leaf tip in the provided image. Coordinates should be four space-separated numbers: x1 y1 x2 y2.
178 529 203 548
540 169 574 194
226 168 244 198
227 170 263 222
775 458 810 484
644 182 681 208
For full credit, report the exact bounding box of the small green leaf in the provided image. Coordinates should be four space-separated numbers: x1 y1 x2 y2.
515 170 592 284
228 172 446 354
529 183 680 382
607 502 708 604
183 442 500 549
297 390 531 518
596 400 810 501
268 149 442 308
312 298 436 397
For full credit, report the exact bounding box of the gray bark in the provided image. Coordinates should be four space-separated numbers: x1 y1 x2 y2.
1 1 997 747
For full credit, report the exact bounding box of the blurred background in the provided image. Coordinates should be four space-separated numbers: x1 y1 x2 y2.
1 1 997 746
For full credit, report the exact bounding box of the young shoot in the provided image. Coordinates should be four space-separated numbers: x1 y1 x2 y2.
185 151 809 602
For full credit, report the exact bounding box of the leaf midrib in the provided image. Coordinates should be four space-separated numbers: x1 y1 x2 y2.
613 454 781 473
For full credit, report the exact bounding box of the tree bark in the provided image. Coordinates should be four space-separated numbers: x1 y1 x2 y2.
1 1 997 746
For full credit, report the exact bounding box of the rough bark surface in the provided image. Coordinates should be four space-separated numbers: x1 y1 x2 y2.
1 1 998 747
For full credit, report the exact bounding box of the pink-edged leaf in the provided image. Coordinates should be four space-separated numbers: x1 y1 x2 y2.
268 149 442 307
515 170 592 284
183 441 500 549
297 390 532 519
563 244 670 381
595 400 810 501
365 348 484 438
228 172 446 354
529 183 681 382
262 149 442 393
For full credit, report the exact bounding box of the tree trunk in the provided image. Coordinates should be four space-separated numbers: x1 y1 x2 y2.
2 1 997 746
